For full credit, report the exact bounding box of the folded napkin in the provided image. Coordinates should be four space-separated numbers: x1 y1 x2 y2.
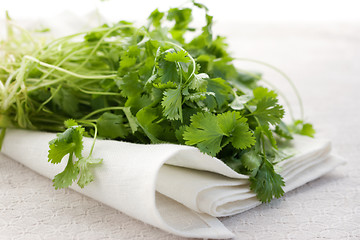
1 129 344 239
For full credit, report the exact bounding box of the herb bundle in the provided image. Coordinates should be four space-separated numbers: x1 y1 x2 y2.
0 2 314 203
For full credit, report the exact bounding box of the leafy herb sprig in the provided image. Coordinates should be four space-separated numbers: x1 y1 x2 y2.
0 2 314 203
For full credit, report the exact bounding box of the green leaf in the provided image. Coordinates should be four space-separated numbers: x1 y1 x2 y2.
189 73 208 91
48 141 76 164
148 9 164 27
117 72 143 98
162 86 183 121
64 119 78 128
260 124 278 149
230 95 251 110
241 150 262 171
275 121 293 139
164 50 190 63
290 120 315 137
184 111 255 156
119 55 136 72
52 88 79 117
76 156 102 188
97 112 128 139
48 125 84 162
252 97 284 126
183 112 223 156
253 86 278 100
217 111 255 149
53 154 79 189
249 159 285 203
204 78 233 110
158 60 178 84
300 123 315 137
136 107 164 143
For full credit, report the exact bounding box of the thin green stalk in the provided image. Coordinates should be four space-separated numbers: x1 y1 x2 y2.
164 41 196 80
38 47 93 82
236 68 295 121
76 88 122 96
36 85 62 112
81 106 125 120
76 25 137 70
77 120 98 156
236 58 304 120
24 56 117 80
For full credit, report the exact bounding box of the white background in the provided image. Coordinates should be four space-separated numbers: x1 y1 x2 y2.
1 0 360 23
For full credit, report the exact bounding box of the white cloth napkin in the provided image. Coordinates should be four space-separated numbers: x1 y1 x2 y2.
1 129 344 239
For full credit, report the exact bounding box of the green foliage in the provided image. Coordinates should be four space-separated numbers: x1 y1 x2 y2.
97 112 128 139
164 50 190 63
183 111 255 156
48 121 102 189
0 2 314 203
250 159 285 203
290 120 316 137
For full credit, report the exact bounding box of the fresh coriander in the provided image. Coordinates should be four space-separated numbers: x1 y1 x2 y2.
0 2 315 202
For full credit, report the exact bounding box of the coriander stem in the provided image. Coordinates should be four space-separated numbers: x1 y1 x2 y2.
23 56 117 80
236 58 304 120
235 68 295 121
76 24 137 70
77 120 98 156
77 88 122 96
36 85 62 113
163 41 196 80
81 106 125 120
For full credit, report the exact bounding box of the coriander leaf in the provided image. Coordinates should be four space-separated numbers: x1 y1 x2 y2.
119 55 136 73
230 95 251 110
122 107 139 134
162 86 183 121
53 154 79 189
72 126 84 159
189 73 208 91
48 126 84 162
217 111 255 149
117 72 143 98
204 78 233 110
241 150 262 171
290 120 315 137
231 121 256 150
167 8 193 43
253 86 277 100
184 111 254 156
76 156 102 188
251 97 284 126
184 92 213 102
48 141 76 164
260 124 278 149
301 123 315 137
158 60 178 84
275 121 293 139
136 107 164 143
148 9 164 27
164 50 190 63
64 119 78 128
97 112 128 139
167 8 192 30
183 112 223 156
249 159 285 203
51 88 79 117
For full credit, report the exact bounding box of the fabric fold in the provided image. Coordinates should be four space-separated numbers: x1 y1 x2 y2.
1 129 344 239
